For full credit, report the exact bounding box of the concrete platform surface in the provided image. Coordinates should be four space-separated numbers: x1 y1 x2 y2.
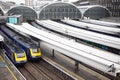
0 55 17 80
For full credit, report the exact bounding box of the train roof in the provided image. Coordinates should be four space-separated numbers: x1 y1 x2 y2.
0 31 24 53
2 26 37 48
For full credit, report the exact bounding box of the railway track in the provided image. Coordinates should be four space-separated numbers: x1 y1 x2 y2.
18 59 76 80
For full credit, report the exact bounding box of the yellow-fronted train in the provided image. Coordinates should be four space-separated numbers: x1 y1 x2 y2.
1 26 42 60
0 31 27 65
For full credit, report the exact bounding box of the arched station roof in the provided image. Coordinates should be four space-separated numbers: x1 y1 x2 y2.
7 6 37 21
39 2 82 20
78 5 111 19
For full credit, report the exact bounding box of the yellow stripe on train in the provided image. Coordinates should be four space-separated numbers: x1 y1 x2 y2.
14 52 27 62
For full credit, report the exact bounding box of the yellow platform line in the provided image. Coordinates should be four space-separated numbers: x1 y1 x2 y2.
0 55 17 80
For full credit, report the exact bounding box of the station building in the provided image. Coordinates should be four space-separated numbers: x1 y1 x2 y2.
6 2 82 21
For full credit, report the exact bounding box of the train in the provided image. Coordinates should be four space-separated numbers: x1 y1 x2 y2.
1 26 42 60
0 32 27 65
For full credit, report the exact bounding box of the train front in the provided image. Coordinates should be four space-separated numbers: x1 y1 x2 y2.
29 44 42 60
14 48 27 65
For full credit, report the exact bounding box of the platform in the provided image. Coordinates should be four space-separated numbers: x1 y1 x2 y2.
0 55 17 80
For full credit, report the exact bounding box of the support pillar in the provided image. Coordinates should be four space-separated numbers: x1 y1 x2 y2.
75 61 79 71
52 49 55 57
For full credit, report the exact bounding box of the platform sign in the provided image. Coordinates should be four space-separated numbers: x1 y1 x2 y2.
8 17 17 24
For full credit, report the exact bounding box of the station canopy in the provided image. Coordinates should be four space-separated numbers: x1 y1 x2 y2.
78 5 111 19
39 2 82 20
0 7 4 16
7 6 37 21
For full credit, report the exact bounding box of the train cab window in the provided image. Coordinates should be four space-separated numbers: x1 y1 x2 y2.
32 49 38 53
